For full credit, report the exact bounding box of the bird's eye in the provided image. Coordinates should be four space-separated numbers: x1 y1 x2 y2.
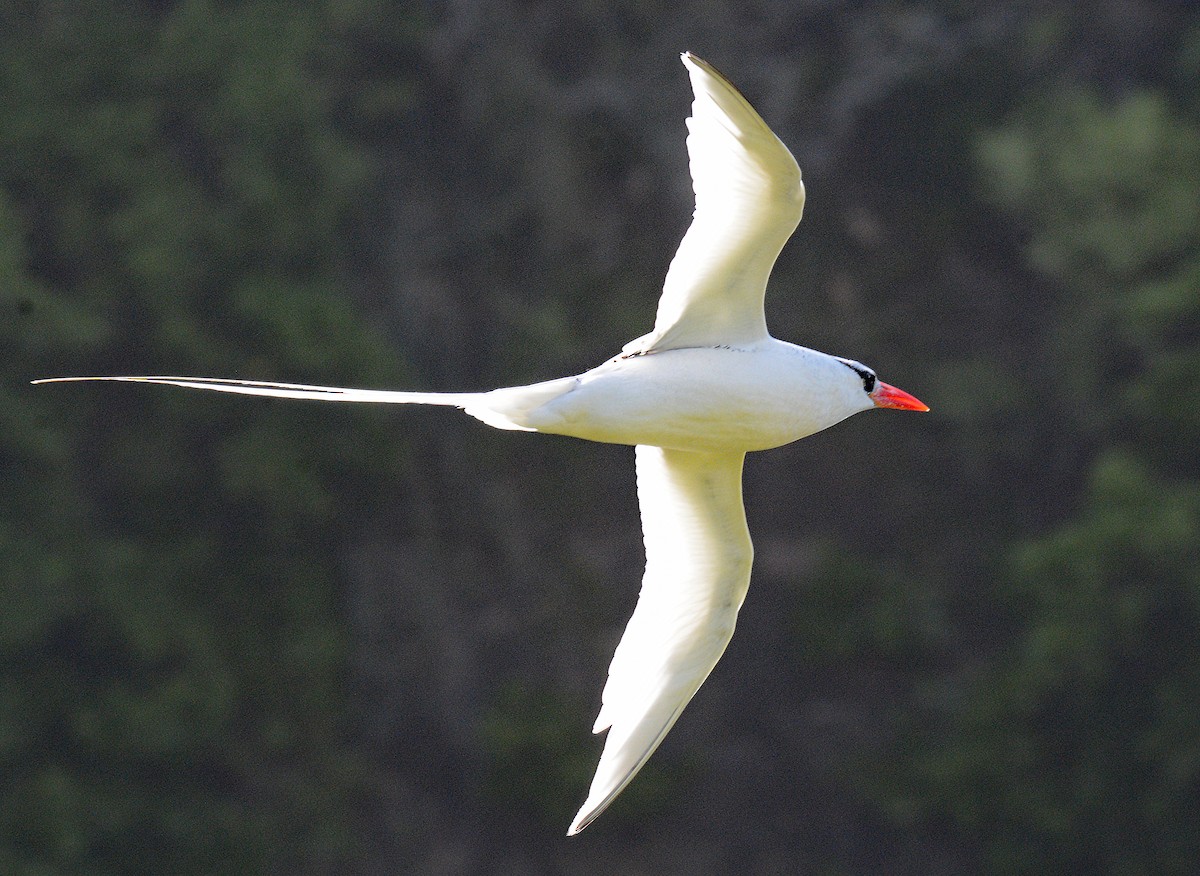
862 373 876 393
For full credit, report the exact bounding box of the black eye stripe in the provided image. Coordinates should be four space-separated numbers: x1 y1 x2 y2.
837 358 876 393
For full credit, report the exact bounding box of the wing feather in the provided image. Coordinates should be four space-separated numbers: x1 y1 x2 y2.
568 445 753 834
626 53 804 355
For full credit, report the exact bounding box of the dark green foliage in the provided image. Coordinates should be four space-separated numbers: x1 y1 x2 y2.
1 2 415 872
865 79 1200 872
881 456 1200 872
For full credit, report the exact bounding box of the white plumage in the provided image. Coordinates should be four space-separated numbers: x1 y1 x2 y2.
570 445 752 834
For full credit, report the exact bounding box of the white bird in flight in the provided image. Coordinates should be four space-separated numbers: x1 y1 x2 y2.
36 52 928 835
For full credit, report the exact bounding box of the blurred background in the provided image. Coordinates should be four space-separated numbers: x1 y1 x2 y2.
4 1 1199 873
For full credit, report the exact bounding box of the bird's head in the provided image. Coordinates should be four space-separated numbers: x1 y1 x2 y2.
834 357 929 413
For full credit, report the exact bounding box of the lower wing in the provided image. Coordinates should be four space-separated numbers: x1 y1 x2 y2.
569 445 753 834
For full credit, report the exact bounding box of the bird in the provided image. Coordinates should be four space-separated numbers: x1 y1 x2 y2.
35 52 928 835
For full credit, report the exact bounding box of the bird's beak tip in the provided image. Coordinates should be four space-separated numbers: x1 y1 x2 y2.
870 381 929 412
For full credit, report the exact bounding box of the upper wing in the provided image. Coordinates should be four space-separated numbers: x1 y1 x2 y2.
625 52 804 355
568 445 753 835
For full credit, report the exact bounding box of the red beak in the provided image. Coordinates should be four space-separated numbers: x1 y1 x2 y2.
870 381 929 412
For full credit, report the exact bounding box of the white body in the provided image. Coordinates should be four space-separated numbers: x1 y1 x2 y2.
481 341 872 451
36 53 925 835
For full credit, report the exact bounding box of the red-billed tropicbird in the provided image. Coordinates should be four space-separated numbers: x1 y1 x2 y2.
36 53 928 834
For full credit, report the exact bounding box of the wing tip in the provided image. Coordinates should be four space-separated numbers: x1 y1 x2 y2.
679 51 734 89
679 51 709 80
566 813 589 837
566 791 612 836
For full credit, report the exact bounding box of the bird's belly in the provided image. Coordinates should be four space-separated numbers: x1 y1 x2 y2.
521 346 856 452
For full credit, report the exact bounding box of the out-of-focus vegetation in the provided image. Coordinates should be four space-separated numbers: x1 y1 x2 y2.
2 2 414 872
3 2 1198 873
